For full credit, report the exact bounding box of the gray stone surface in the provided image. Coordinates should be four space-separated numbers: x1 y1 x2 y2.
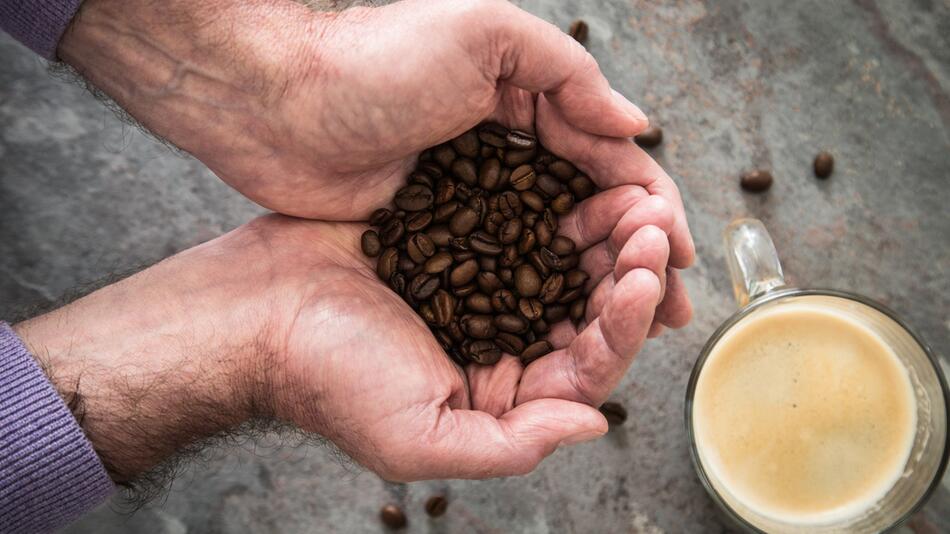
1 0 948 532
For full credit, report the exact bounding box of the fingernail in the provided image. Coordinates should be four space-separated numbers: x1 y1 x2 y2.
610 88 649 126
561 428 605 446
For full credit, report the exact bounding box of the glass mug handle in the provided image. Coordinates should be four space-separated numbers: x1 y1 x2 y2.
723 218 787 306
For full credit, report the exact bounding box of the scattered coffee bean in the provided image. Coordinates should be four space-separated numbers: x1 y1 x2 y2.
814 151 834 179
380 504 407 529
599 401 628 427
568 19 589 44
740 170 773 192
634 126 663 148
361 230 382 257
425 495 448 518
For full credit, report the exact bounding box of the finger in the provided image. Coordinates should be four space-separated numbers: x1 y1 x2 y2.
516 268 660 406
605 195 675 260
585 274 613 323
482 1 648 137
467 355 523 417
379 399 605 481
578 242 613 290
557 185 650 250
536 95 695 268
654 268 692 329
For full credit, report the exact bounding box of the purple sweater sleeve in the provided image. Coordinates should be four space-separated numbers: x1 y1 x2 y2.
0 323 114 533
0 0 85 59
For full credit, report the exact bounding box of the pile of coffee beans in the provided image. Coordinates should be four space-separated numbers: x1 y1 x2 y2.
361 123 595 367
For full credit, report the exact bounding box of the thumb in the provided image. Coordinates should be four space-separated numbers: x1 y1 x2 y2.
481 1 648 137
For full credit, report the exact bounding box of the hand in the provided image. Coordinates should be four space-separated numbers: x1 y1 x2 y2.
15 208 674 483
58 0 694 331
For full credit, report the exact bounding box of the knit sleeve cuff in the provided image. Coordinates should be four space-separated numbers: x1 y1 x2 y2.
0 322 114 533
0 0 85 60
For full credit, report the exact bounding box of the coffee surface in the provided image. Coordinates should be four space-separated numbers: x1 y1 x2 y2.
693 302 916 524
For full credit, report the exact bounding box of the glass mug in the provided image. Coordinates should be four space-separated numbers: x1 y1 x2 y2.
685 218 949 533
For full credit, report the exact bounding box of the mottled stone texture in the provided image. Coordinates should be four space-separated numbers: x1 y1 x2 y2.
1 0 948 532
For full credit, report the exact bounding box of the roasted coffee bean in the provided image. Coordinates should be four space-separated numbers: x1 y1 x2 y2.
560 253 579 271
549 236 576 256
462 315 497 339
518 298 543 321
465 293 494 314
499 218 523 244
394 184 434 211
548 160 577 181
534 220 553 248
557 286 584 304
568 175 595 200
407 233 436 263
565 269 590 289
449 236 470 251
570 298 586 322
534 174 562 198
484 211 505 234
380 504 408 530
494 314 528 334
427 225 452 246
418 161 443 179
544 304 569 323
519 191 545 212
432 290 456 327
814 151 834 178
425 252 453 274
531 319 550 334
410 273 440 300
510 165 537 191
517 229 537 255
370 208 393 226
398 254 416 273
378 248 399 280
504 146 537 167
540 247 562 270
433 201 459 223
525 330 537 344
498 191 522 219
635 126 663 148
492 289 517 312
476 271 504 294
449 207 479 236
454 182 473 202
419 303 436 324
469 231 503 255
478 158 503 191
451 129 480 158
361 230 382 257
468 195 487 223
480 145 495 158
539 273 565 304
425 495 449 518
450 258 479 286
599 402 628 426
479 256 497 273
406 211 432 232
468 340 502 365
394 210 406 219
448 320 465 342
495 332 525 355
526 250 550 278
498 268 514 286
478 123 508 148
568 19 588 44
542 209 558 233
550 192 575 214
740 170 773 192
409 170 434 189
433 144 456 169
505 129 536 150
435 329 454 350
521 340 553 365
435 179 456 204
380 219 405 246
389 272 406 295
499 245 520 268
454 282 477 297
451 158 478 186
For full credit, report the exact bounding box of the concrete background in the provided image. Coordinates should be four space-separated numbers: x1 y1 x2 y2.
1 0 948 532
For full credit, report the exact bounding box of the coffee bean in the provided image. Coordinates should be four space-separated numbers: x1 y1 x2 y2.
478 158 503 191
398 254 416 274
361 230 382 257
433 144 456 169
549 236 576 256
407 233 436 263
543 304 568 323
468 339 502 364
514 264 542 297
599 402 627 426
559 253 579 271
499 218 523 244
418 161 443 179
565 269 590 289
394 184 434 211
498 268 514 286
425 495 448 518
510 165 537 191
451 158 478 186
814 151 834 178
462 315 497 339
504 146 537 167
534 221 553 247
480 145 495 158
465 293 494 314
479 256 497 273
568 176 595 201
419 303 436 324
432 290 456 327
454 182 473 202
550 192 575 214
494 314 528 334
548 160 577 181
521 340 553 365
453 282 477 297
568 19 588 44
539 247 562 271
435 329 454 351
528 250 551 278
409 170 434 189
450 258 479 286
435 179 456 204
499 245 520 268
378 248 399 280
476 271 503 294
389 272 406 295
393 210 406 219
380 219 405 246
409 273 440 300
492 289 517 312
534 174 562 198
451 129 480 158
498 191 522 219
570 298 586 322
635 126 663 148
380 504 407 529
468 195 487 224
448 207 479 236
495 332 525 355
484 211 505 234
406 211 432 232
448 320 465 342
557 286 584 305
426 225 452 247
469 231 503 255
525 330 537 344
531 319 550 334
518 298 543 321
519 190 545 212
370 208 393 226
432 201 457 224
539 273 565 304
740 170 773 192
478 123 508 148
521 210 539 228
505 130 536 150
